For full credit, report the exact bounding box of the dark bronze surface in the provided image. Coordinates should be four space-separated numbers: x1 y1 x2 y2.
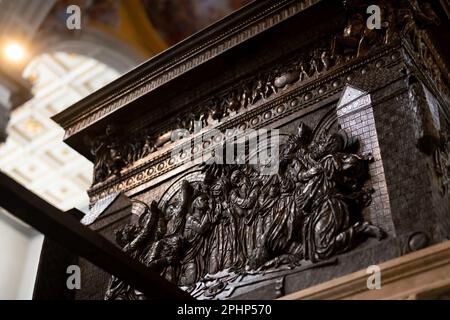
51 0 450 300
104 123 385 299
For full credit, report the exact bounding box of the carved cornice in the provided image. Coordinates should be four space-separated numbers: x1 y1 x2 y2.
52 0 322 140
88 44 405 203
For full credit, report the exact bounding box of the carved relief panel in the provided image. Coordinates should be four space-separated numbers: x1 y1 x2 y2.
105 118 385 300
53 0 450 300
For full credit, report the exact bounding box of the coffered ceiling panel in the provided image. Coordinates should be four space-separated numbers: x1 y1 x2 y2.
0 52 120 212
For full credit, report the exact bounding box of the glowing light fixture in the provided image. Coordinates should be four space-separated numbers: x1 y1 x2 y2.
3 42 26 63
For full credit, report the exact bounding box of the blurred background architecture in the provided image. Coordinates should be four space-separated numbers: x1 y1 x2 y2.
0 0 250 299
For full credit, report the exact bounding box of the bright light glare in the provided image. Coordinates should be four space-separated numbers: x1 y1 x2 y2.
3 42 26 63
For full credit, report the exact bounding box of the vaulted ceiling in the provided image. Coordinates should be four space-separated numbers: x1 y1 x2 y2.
0 0 252 211
0 52 120 211
142 0 252 45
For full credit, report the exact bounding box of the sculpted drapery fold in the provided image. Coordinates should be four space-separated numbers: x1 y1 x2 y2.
105 122 385 299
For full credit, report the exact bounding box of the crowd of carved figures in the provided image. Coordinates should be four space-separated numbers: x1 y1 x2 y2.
90 124 172 184
105 123 385 299
90 0 442 186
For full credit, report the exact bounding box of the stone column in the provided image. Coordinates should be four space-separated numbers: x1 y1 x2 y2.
0 101 10 143
0 69 32 143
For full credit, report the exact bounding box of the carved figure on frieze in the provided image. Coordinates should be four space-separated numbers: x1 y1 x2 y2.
177 112 199 133
341 0 395 56
180 193 215 287
310 49 324 75
207 177 241 274
146 180 193 282
331 12 366 59
332 0 400 59
209 98 228 123
140 132 157 158
250 78 265 104
125 135 143 164
105 200 159 300
298 61 311 82
177 114 193 133
377 0 397 44
105 181 193 299
357 22 386 57
398 0 445 93
273 59 299 87
104 125 127 175
177 108 209 133
90 139 108 184
225 91 241 114
90 124 127 185
239 83 252 109
229 169 262 261
196 108 210 128
320 50 334 72
263 73 278 99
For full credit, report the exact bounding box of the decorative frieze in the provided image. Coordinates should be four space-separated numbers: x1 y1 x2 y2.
88 45 404 203
56 0 323 139
85 0 450 191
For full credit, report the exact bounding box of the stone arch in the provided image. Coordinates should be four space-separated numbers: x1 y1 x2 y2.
34 29 144 74
312 106 339 141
